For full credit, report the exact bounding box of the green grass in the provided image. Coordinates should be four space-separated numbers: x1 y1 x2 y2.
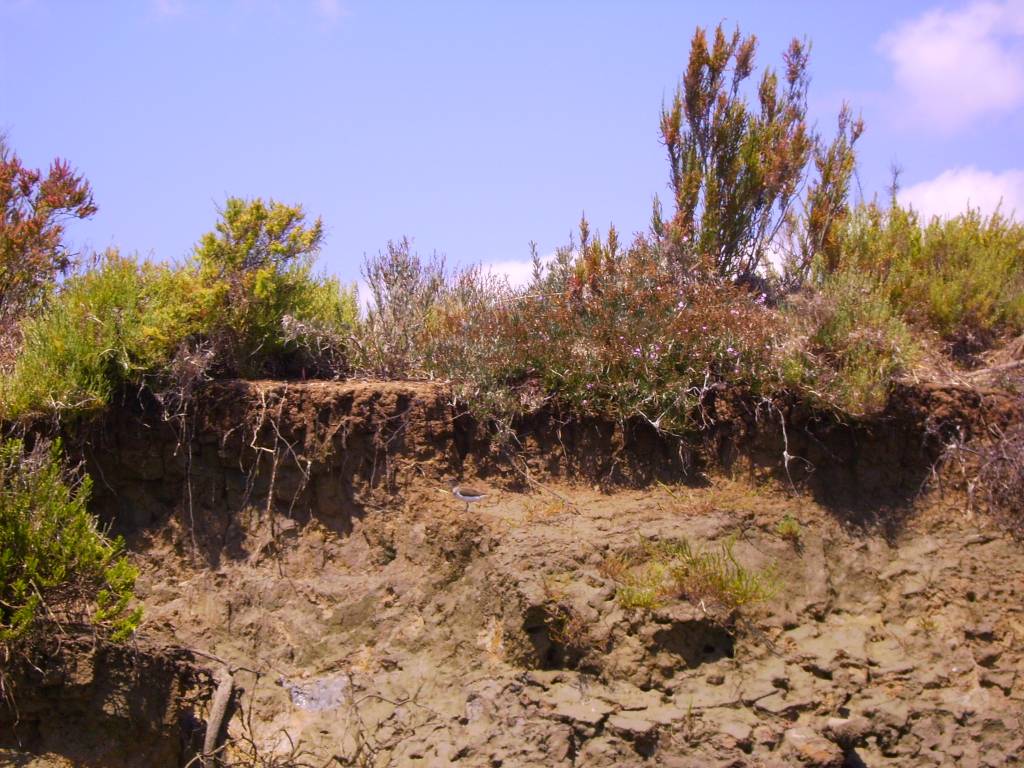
605 537 777 614
780 271 918 414
775 515 802 545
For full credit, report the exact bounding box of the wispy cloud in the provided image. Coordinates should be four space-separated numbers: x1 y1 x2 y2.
879 0 1024 132
481 258 539 289
898 166 1024 219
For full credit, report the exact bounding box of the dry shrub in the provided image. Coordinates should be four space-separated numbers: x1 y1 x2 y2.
428 223 779 434
969 425 1024 536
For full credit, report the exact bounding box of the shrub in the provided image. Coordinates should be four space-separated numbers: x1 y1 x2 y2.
427 221 780 433
657 25 859 287
0 136 97 332
0 438 139 646
779 272 917 414
826 202 1024 356
352 238 446 378
0 252 195 420
0 200 358 421
192 196 356 377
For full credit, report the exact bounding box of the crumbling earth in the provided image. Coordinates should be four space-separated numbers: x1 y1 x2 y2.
131 482 1023 767
4 380 1023 766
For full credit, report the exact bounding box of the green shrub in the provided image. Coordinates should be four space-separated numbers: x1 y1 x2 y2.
191 196 357 377
780 272 917 414
0 199 358 421
0 438 139 645
0 252 194 420
827 202 1024 353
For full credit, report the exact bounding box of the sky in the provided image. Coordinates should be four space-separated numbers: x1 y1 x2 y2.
2 0 1023 286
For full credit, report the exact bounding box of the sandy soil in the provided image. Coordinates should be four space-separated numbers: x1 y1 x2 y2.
124 479 1024 767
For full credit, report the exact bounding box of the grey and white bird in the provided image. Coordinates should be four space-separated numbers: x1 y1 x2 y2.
451 481 487 513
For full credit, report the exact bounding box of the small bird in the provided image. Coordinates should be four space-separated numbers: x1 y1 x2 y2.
451 481 487 513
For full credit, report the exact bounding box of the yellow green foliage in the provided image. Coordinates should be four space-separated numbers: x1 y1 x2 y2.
0 199 357 421
827 203 1024 350
780 272 917 415
607 537 776 614
0 438 140 644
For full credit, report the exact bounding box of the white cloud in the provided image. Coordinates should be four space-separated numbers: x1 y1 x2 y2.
482 259 539 289
898 166 1024 219
879 0 1024 132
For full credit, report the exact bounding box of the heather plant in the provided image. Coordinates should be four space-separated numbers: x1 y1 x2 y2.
656 25 859 288
0 136 97 331
427 219 779 433
779 271 917 414
0 438 140 647
826 202 1024 356
352 238 446 378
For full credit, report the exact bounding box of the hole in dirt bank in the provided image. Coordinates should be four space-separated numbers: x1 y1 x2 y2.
652 619 735 667
522 605 592 671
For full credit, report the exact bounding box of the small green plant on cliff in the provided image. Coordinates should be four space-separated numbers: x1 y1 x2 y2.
774 514 802 546
0 438 140 647
608 537 776 614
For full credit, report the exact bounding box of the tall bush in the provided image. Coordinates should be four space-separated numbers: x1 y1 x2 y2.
657 25 859 287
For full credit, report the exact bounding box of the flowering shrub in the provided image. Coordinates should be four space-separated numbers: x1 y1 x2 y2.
428 221 779 432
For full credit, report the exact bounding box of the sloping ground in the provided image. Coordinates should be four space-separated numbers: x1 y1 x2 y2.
126 482 1023 767
6 378 1024 766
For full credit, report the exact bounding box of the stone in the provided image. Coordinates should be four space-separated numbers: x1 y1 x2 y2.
606 713 658 739
780 727 845 767
824 715 871 747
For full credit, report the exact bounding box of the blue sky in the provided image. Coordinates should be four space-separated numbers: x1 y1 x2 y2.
2 0 1022 285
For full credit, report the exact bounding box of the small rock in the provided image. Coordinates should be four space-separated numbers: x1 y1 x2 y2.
780 727 844 767
606 713 657 739
823 715 871 747
754 691 816 717
965 622 996 640
549 699 614 730
716 719 753 745
979 668 1016 694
